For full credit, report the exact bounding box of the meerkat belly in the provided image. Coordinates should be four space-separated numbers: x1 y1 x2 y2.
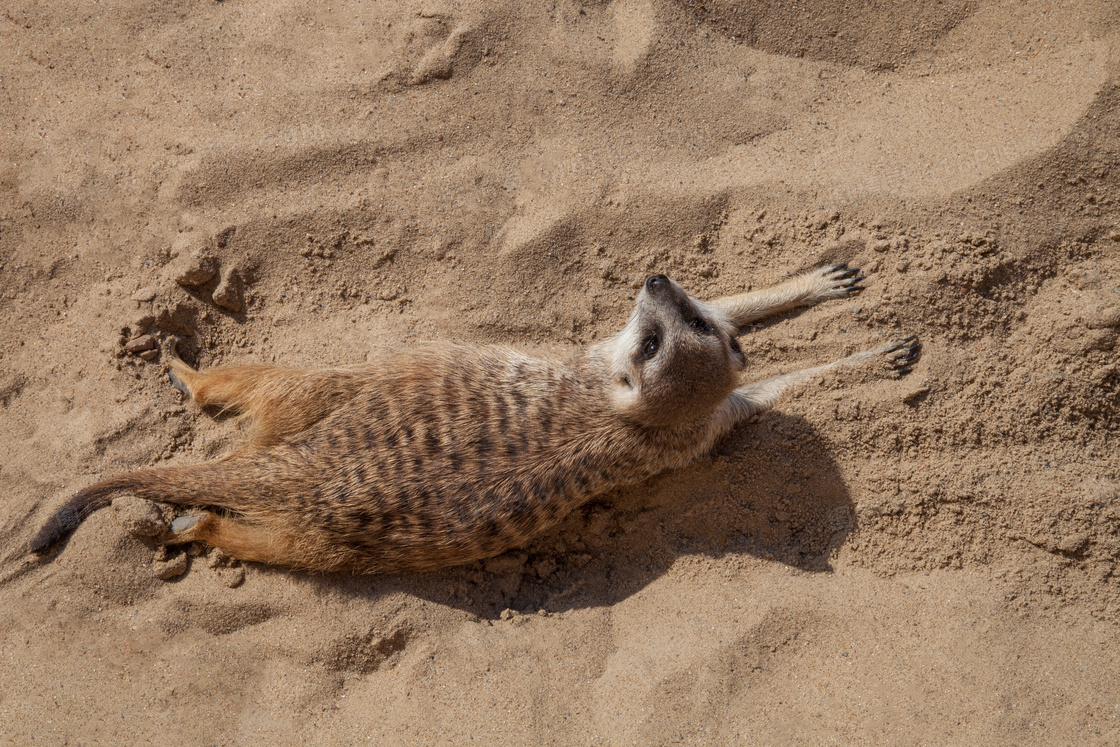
239 353 619 569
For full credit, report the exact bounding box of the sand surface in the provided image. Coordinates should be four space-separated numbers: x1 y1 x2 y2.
2 0 1120 743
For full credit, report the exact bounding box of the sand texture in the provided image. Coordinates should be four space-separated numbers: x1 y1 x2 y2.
2 0 1120 743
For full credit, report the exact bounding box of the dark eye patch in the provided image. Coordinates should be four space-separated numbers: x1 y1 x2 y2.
689 317 714 335
641 334 660 359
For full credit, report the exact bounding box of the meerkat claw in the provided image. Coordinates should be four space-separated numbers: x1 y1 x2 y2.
163 335 193 397
820 264 867 297
166 335 183 358
822 263 855 279
168 368 190 397
170 515 199 533
884 337 921 376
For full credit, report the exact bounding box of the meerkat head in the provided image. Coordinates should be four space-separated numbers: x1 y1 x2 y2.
602 274 746 427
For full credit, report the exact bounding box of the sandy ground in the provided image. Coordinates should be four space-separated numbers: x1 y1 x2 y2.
2 0 1119 743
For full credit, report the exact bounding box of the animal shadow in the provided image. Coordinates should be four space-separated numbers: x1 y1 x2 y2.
315 411 855 619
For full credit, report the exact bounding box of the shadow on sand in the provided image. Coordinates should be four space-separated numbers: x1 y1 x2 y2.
297 410 855 619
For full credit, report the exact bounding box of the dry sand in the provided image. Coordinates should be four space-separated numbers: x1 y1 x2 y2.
2 0 1120 743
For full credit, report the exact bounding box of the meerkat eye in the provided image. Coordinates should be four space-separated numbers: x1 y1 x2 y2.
641 334 660 359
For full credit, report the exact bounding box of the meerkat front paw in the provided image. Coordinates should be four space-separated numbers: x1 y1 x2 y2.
884 336 921 376
811 262 866 301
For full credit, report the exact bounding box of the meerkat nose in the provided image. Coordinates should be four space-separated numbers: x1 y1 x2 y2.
646 275 669 291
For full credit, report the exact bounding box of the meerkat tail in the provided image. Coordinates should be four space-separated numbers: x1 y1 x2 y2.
29 462 241 554
30 475 141 553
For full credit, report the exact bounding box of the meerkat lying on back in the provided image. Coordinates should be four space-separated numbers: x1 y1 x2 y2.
31 264 919 573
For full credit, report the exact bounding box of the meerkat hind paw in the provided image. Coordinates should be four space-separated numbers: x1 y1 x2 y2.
168 368 191 398
170 515 200 534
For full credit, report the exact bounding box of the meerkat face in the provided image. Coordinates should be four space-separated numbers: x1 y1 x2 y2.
606 275 746 426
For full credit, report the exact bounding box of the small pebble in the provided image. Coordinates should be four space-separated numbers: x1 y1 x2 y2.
169 233 219 286
175 258 218 287
112 495 167 537
130 314 156 334
213 268 244 312
131 287 157 302
154 552 189 580
219 566 246 588
124 334 157 354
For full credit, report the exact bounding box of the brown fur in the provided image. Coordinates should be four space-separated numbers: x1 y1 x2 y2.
30 264 919 573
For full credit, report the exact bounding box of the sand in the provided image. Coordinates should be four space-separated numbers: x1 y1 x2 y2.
2 0 1119 743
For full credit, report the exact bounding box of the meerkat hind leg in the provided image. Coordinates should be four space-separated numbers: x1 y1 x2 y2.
709 264 865 331
167 350 372 445
169 512 310 567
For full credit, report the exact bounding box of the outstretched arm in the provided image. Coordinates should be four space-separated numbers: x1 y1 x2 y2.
706 337 920 438
708 264 865 332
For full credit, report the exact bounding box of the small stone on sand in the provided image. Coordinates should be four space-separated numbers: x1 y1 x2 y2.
112 495 167 538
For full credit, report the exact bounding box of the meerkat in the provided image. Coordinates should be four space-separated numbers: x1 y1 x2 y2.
30 263 919 573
